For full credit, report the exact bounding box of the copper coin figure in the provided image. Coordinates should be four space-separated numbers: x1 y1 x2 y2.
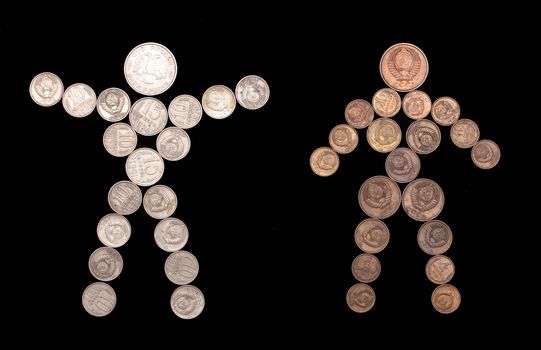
346 283 376 313
358 175 401 219
402 90 431 120
417 220 453 255
402 178 444 222
345 99 374 129
354 218 390 254
431 96 460 126
380 43 429 92
372 88 401 117
471 139 500 169
352 253 381 283
450 118 480 148
367 118 402 153
426 255 455 284
406 119 441 155
385 147 421 183
310 147 339 177
431 284 461 314
329 124 359 154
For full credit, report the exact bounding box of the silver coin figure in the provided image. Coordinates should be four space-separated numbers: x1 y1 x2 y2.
82 282 116 317
29 72 64 107
235 75 270 110
154 217 189 252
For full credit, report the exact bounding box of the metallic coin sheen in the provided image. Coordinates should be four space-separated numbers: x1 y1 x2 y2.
62 83 96 118
346 283 376 313
402 90 431 120
82 282 116 317
471 139 500 169
129 97 168 136
358 175 401 219
406 119 441 154
352 253 381 283
107 180 142 215
88 247 123 282
154 217 189 252
431 96 460 126
97 87 131 122
103 123 138 157
385 147 421 183
310 147 339 177
97 213 131 248
366 118 402 153
29 72 64 107
354 218 390 254
143 185 178 220
171 285 205 319
417 220 453 255
125 148 164 187
432 284 461 314
168 94 203 129
426 255 455 285
202 85 236 119
164 250 199 285
372 88 401 117
156 127 191 161
450 118 480 148
380 43 429 92
344 99 374 129
235 75 270 109
402 178 444 221
329 124 358 154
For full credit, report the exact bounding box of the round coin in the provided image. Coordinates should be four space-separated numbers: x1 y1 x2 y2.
154 217 189 252
426 255 455 285
103 122 138 157
97 87 131 122
329 124 358 154
344 99 374 129
352 253 381 283
346 283 376 313
62 83 96 118
372 88 401 117
129 97 168 136
406 119 441 155
235 75 270 109
385 147 421 183
380 43 429 92
366 118 402 153
156 127 191 161
168 94 203 129
471 139 500 169
82 282 116 317
88 247 123 282
431 284 461 314
417 220 453 255
143 185 178 219
29 72 64 107
450 118 480 148
402 90 431 120
358 175 401 219
354 218 390 254
309 147 339 177
402 178 444 222
107 180 142 215
202 85 236 119
164 250 199 285
125 148 164 187
431 96 460 126
97 213 131 248
171 285 205 319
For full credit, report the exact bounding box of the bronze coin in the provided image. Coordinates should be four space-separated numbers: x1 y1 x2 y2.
426 255 455 284
345 99 374 129
450 118 480 148
471 139 500 169
379 43 429 92
346 283 376 313
309 147 339 177
417 220 453 255
431 284 461 314
358 175 401 219
372 88 401 117
329 124 359 154
354 218 390 254
352 253 381 283
406 119 441 155
367 118 402 153
431 96 460 126
402 90 431 120
402 178 444 222
385 147 421 183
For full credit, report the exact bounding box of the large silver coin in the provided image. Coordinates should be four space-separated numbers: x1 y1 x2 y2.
156 127 191 161
97 213 131 248
143 185 178 219
125 148 164 187
124 42 177 96
102 123 138 157
82 282 116 317
129 97 168 136
29 72 64 107
202 85 236 119
235 75 270 110
170 285 205 319
164 250 199 285
154 217 189 252
107 180 142 215
97 87 131 122
62 83 96 118
168 94 203 129
88 247 123 282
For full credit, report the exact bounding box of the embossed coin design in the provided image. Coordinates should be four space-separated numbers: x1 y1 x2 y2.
156 127 191 161
358 175 401 219
431 284 461 314
102 123 138 157
450 118 480 148
235 75 270 110
471 139 500 169
402 178 445 222
107 180 142 215
372 88 401 117
380 43 429 92
202 85 236 119
354 218 390 254
406 119 441 154
171 285 205 319
309 147 339 177
154 218 189 252
62 83 96 118
143 185 178 220
344 99 374 129
168 94 203 129
88 247 123 282
402 90 431 120
329 124 358 154
125 148 164 187
385 147 421 183
426 255 455 285
97 213 131 248
417 220 453 255
346 283 376 313
82 282 116 317
366 118 402 153
432 96 460 126
164 250 199 285
97 87 131 122
29 72 64 107
352 253 381 283
129 97 168 136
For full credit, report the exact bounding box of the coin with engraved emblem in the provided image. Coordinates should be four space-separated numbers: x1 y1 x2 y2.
310 147 339 177
402 90 431 120
143 185 178 220
97 87 131 122
380 43 429 92
417 220 453 255
450 118 480 148
471 139 500 169
88 247 123 282
372 88 401 117
431 96 460 126
352 253 381 283
156 127 191 161
426 255 455 285
346 283 375 313
62 83 96 117
171 285 205 319
358 175 401 219
402 178 444 221
102 123 138 157
125 148 164 186
432 284 461 314
344 99 374 129
97 213 131 248
329 124 358 154
385 147 421 183
202 85 236 119
164 250 199 285
235 75 270 109
154 217 189 252
168 94 203 129
366 118 402 153
107 180 142 215
406 119 441 154
124 42 177 96
82 282 116 317
129 97 168 136
354 218 390 254
29 72 64 107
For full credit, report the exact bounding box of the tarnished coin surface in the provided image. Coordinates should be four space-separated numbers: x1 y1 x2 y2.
346 283 376 313
171 285 205 319
450 118 480 148
402 178 444 221
345 99 374 129
406 119 441 154
385 147 421 183
97 87 131 122
402 90 431 120
329 124 358 154
29 72 64 107
129 97 168 136
156 127 191 161
471 139 500 169
202 85 236 119
380 43 429 92
154 217 189 252
108 180 142 215
358 175 401 219
82 282 116 317
62 83 96 118
125 148 164 186
354 218 390 254
235 75 270 110
352 253 381 283
97 213 131 248
372 88 401 117
426 255 455 285
88 247 123 282
431 96 460 126
143 185 178 219
164 250 199 285
432 284 461 314
366 118 401 153
103 123 137 157
168 94 203 129
417 220 453 255
310 147 339 177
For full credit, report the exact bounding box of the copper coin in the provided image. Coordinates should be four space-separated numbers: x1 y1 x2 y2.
471 139 500 169
450 118 480 148
431 284 461 314
309 147 339 177
366 118 402 153
426 255 455 285
417 220 453 255
346 283 376 313
358 175 401 219
329 124 359 154
352 253 381 283
354 218 390 254
406 119 441 155
385 147 421 183
345 99 374 129
402 90 431 120
431 96 460 126
380 43 429 92
372 88 401 117
402 178 444 222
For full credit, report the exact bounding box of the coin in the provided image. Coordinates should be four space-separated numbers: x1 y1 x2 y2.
352 253 381 283
124 42 177 96
154 217 189 252
358 175 401 219
402 90 431 120
426 255 455 285
97 213 131 248
417 220 453 255
346 283 375 313
380 43 429 92
402 178 444 221
102 123 138 157
125 148 164 187
29 72 64 107
450 118 480 148
406 119 441 154
235 75 270 109
202 85 236 119
168 94 203 129
471 139 500 169
344 99 374 129
107 180 142 215
143 185 178 219
385 147 421 183
62 83 96 118
82 282 116 317
309 147 339 177
431 284 461 314
431 96 460 126
354 218 390 254
171 285 205 319
88 247 123 282
164 250 199 285
97 87 131 122
366 118 402 153
129 97 168 136
372 88 401 117
156 127 191 161
329 124 358 154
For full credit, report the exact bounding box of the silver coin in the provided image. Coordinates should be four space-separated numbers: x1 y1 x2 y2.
82 282 116 317
97 87 131 122
129 97 168 136
88 247 123 282
170 285 205 319
107 180 142 215
385 147 421 183
164 250 199 285
97 213 131 248
29 72 64 107
62 83 96 118
235 75 270 110
125 148 164 187
143 185 178 219
168 94 203 129
202 85 236 119
156 127 191 161
103 123 138 157
417 220 453 255
154 217 189 252
124 42 177 96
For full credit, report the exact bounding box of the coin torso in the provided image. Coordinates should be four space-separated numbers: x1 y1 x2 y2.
310 147 339 177
451 118 480 148
358 175 401 219
352 253 381 283
235 75 270 109
417 220 453 255
164 250 199 285
129 97 168 136
402 90 431 120
168 94 203 129
406 119 441 154
97 87 131 122
431 284 461 314
156 127 191 161
97 213 131 248
125 148 164 186
344 99 374 129
380 43 429 92
385 147 421 183
154 217 189 252
103 123 138 157
144 185 178 219
329 124 358 154
432 96 460 126
402 178 445 221
372 88 401 117
471 139 500 169
82 282 116 317
171 285 205 319
29 72 64 107
346 283 376 313
366 118 402 153
354 218 390 254
202 85 236 119
62 83 96 117
426 255 455 284
88 247 123 282
107 180 142 215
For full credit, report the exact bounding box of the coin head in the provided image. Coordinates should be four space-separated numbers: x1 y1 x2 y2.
202 85 236 119
431 96 460 126
450 118 480 148
235 75 270 110
30 72 64 107
358 175 401 219
62 83 96 117
366 118 402 153
97 87 131 122
471 139 500 169
171 285 205 319
380 43 429 92
402 90 431 120
164 250 199 285
329 124 358 154
352 253 381 283
97 213 131 248
125 148 164 187
402 178 445 222
354 218 390 254
156 127 191 161
168 94 203 129
417 220 453 255
129 97 168 136
82 282 116 317
154 218 189 252
344 99 374 129
406 119 441 154
310 147 339 177
103 123 138 157
372 88 401 117
144 185 178 219
426 255 455 285
385 147 421 183
346 283 376 313
431 284 461 314
107 180 142 215
88 247 123 282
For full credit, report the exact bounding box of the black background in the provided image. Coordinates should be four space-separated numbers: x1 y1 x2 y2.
3 13 524 343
